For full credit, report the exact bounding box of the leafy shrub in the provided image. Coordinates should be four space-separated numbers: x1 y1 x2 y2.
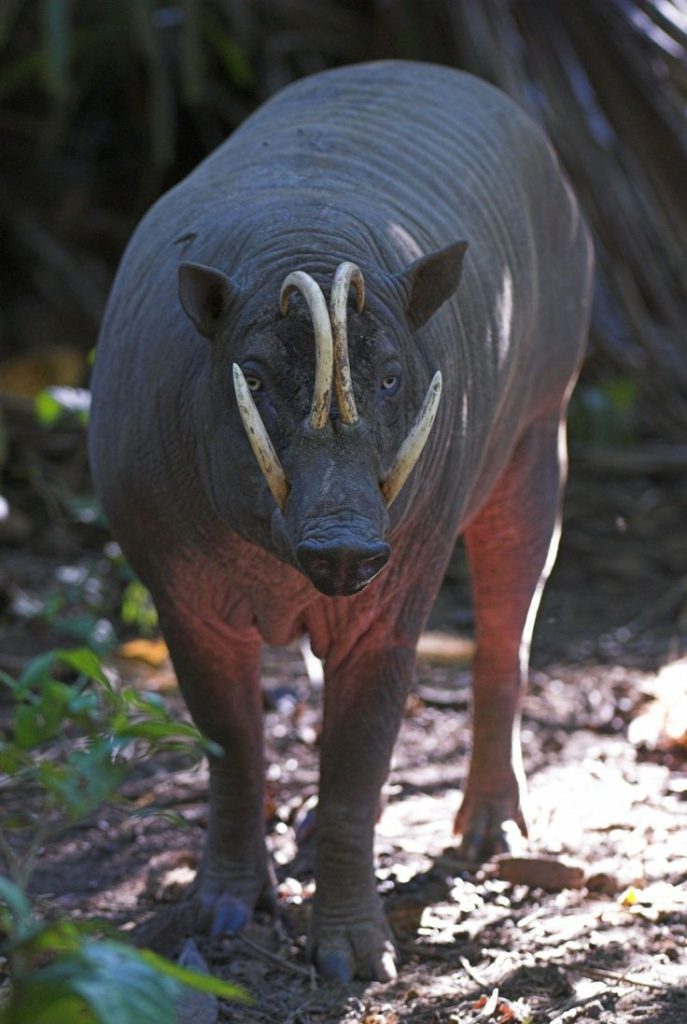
0 646 242 1023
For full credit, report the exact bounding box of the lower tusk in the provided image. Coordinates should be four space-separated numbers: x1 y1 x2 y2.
381 371 442 507
233 363 289 511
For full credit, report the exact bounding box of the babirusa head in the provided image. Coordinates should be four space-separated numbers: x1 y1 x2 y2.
177 242 465 596
234 262 443 514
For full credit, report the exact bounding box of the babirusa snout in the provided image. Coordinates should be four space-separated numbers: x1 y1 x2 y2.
280 271 333 429
330 262 364 424
233 363 289 510
381 371 443 506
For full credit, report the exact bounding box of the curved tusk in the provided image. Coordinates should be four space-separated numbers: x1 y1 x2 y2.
381 371 442 507
279 271 333 430
330 261 364 424
233 363 289 511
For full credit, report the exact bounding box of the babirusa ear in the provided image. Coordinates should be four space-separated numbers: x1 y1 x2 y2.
178 262 239 339
400 241 468 329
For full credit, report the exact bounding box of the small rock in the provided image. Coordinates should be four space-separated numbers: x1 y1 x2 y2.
586 871 621 895
495 855 586 891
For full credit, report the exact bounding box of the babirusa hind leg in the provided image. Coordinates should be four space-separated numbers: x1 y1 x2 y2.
455 411 568 860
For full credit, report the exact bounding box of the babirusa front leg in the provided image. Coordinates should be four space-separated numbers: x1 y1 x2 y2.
312 644 416 982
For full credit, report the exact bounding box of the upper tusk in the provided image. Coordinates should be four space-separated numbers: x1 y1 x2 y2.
381 371 442 507
330 261 364 425
279 271 333 430
233 363 289 511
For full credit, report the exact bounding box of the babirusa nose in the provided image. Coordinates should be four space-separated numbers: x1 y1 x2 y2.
296 540 390 596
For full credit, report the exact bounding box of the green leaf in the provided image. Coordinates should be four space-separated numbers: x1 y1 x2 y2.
1 937 248 1024
135 690 165 710
14 702 55 746
138 947 249 1001
0 876 33 935
13 679 75 746
3 940 179 1024
20 651 98 695
18 650 61 692
0 987 91 1024
34 389 65 427
24 917 106 956
55 648 109 686
0 743 25 773
34 386 90 427
121 580 158 635
114 720 200 741
207 24 255 91
0 668 19 691
38 741 126 819
64 941 181 1022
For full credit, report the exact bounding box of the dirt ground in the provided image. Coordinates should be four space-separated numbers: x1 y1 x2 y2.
1 446 687 1023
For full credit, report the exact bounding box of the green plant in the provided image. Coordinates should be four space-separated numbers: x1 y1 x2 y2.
0 646 242 1023
0 877 246 1024
34 385 91 429
0 646 213 886
568 377 638 450
120 578 159 636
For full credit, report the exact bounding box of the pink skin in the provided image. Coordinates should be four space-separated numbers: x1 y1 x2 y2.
455 412 567 858
135 408 568 981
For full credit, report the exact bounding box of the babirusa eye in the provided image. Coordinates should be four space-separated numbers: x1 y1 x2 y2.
381 374 399 393
245 374 262 392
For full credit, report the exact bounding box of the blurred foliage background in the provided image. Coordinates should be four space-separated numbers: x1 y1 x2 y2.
0 0 686 444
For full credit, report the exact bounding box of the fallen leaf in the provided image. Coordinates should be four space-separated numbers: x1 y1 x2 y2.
119 637 169 667
474 988 500 1016
416 631 475 665
620 885 639 906
496 855 586 891
625 881 687 921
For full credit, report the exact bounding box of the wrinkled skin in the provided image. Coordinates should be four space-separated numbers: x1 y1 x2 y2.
89 61 593 981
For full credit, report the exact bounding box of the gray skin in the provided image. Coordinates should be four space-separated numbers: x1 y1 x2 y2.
89 61 593 981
